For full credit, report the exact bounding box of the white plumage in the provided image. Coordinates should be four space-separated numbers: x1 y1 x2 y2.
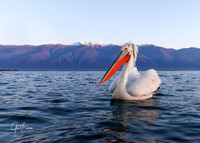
127 69 161 97
110 68 161 100
100 42 161 100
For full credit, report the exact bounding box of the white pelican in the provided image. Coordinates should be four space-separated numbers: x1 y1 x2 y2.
99 42 161 100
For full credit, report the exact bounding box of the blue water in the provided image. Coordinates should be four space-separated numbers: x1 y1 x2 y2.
0 71 200 143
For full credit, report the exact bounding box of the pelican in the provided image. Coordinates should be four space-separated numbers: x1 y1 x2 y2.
99 42 161 100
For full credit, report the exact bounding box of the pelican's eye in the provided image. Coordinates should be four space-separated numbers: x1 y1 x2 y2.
124 48 128 51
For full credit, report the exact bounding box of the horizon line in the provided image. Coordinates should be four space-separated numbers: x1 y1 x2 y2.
0 42 199 50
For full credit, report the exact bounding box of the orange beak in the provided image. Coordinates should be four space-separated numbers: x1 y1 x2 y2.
99 51 130 85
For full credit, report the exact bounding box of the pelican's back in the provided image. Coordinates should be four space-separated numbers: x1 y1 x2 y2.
127 69 161 97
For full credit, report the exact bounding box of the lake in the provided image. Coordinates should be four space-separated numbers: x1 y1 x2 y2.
0 71 200 142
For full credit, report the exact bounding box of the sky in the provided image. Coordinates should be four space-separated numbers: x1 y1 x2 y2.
0 0 200 49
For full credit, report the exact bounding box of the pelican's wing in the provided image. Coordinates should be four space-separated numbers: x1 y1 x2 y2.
127 69 161 96
126 67 140 88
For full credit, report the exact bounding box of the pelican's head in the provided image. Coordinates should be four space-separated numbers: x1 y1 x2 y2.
121 42 138 60
99 42 138 84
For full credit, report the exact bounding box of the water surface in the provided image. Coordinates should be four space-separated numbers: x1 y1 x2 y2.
0 71 200 142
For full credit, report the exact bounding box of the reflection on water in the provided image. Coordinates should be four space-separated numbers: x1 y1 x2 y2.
0 71 200 142
103 99 162 142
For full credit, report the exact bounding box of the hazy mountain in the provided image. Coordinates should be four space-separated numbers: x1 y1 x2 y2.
0 43 200 70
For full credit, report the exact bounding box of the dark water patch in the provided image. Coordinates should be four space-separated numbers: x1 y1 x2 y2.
174 77 181 80
18 106 40 111
27 90 36 94
88 81 96 84
0 107 13 112
51 98 67 103
0 82 9 85
1 93 14 96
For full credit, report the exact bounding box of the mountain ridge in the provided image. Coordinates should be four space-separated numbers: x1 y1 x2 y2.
0 43 200 71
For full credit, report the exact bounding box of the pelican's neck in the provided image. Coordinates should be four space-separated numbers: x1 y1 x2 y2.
117 54 134 94
120 55 134 86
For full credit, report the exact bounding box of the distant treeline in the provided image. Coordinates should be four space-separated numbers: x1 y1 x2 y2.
0 68 18 71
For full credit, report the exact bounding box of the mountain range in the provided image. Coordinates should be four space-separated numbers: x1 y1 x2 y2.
0 42 200 70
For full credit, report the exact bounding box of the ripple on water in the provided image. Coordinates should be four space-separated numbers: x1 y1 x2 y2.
0 71 200 142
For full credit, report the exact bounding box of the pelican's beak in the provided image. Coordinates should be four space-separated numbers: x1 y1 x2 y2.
99 51 130 84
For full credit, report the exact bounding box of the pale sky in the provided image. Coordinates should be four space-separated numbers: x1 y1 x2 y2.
0 0 200 49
